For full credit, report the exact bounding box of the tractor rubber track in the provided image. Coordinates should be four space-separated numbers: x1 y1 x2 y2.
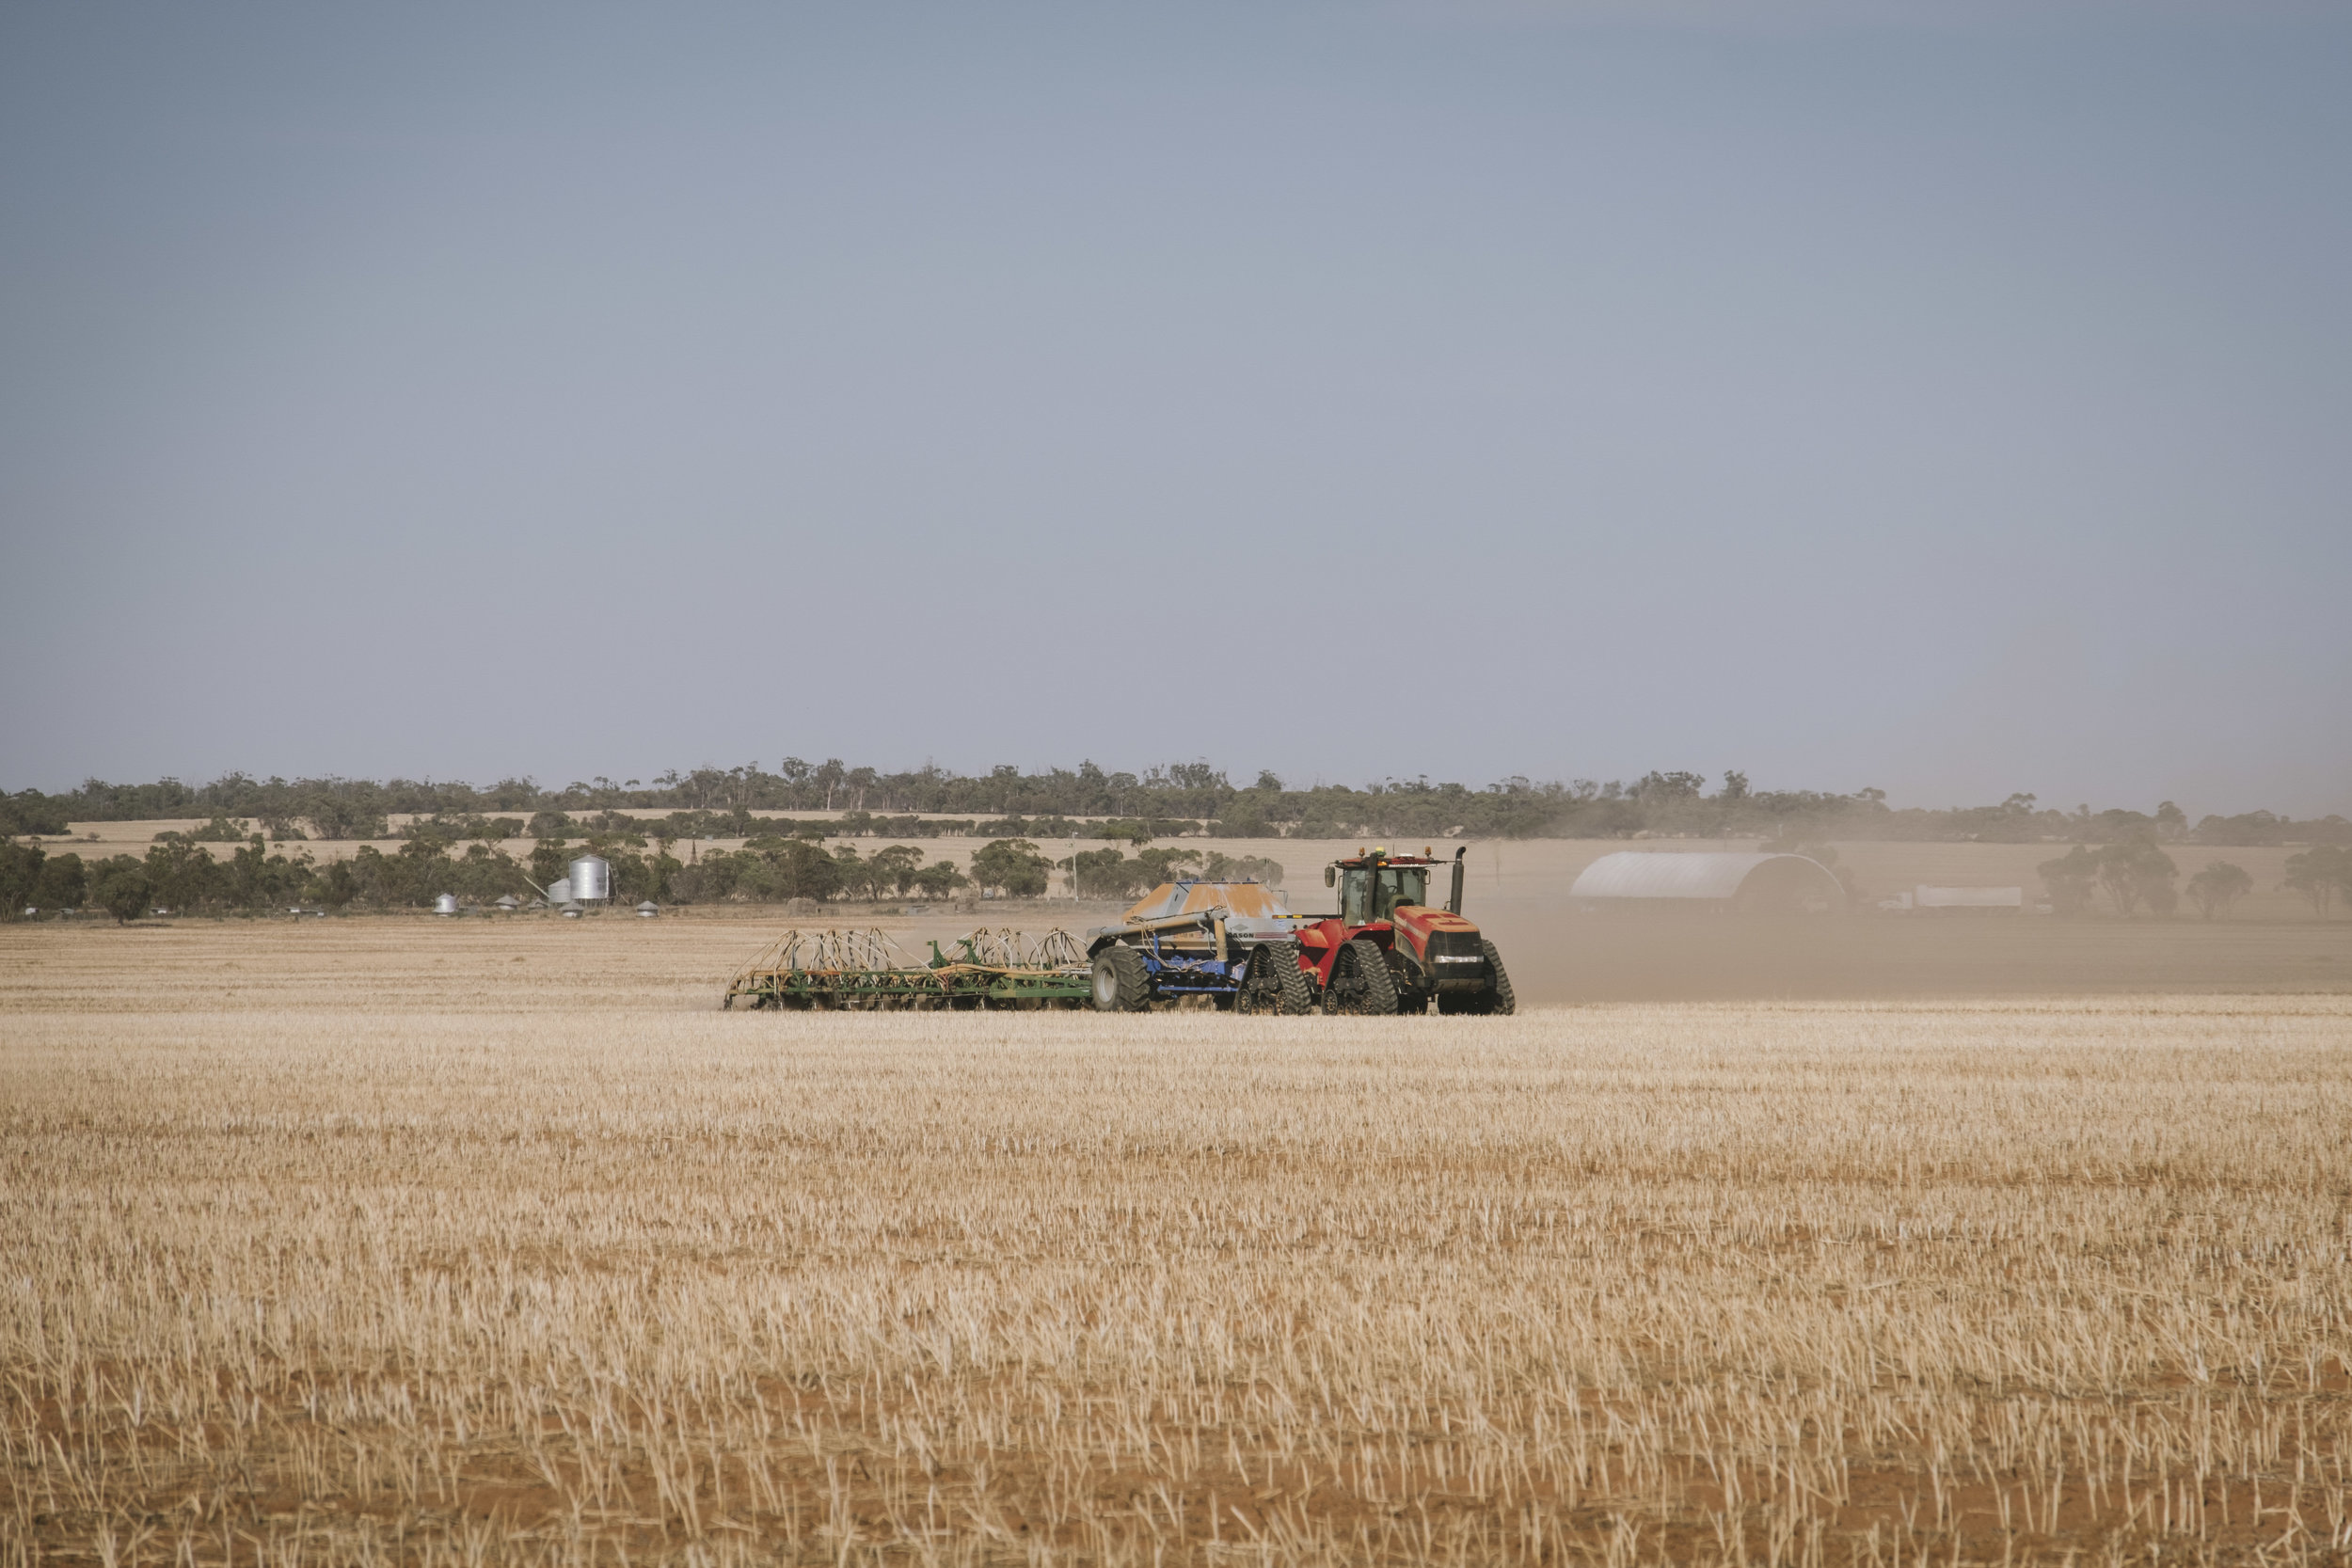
1324 936 1399 1016
1238 941 1315 1016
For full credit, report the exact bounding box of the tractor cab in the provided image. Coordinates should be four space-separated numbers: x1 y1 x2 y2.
1329 853 1433 927
1324 847 1451 927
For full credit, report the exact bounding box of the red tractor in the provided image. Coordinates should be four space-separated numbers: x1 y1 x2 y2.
1234 847 1515 1016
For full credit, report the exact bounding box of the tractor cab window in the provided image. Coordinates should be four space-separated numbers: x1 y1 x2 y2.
1379 867 1428 918
1341 865 1427 925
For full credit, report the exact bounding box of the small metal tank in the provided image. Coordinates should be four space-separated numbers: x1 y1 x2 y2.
434 893 458 916
568 855 612 903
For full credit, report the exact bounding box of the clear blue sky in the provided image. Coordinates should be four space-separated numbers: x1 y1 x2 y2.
4 2 2346 815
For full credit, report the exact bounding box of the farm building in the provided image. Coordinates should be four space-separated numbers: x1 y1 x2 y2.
1878 886 2026 913
1918 885 2024 913
1569 851 1846 914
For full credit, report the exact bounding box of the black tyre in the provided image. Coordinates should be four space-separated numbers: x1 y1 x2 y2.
1238 942 1315 1016
1323 937 1399 1016
1090 943 1151 1012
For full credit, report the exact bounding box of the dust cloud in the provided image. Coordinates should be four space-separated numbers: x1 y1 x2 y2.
1285 836 2352 1006
1474 905 2352 1006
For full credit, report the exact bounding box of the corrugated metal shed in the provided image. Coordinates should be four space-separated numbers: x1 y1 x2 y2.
1569 851 1844 908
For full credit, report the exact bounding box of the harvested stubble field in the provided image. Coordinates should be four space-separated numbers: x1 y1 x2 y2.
3 922 2350 1567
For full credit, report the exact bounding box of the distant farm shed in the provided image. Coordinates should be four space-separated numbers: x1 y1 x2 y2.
1569 852 1846 913
1915 885 2023 912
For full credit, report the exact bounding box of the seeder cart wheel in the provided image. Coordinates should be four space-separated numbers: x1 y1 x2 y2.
1090 943 1151 1012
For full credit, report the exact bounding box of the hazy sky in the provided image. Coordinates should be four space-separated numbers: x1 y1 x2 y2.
4 2 2347 815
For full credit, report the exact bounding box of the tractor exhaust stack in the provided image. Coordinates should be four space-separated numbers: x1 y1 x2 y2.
1448 847 1467 915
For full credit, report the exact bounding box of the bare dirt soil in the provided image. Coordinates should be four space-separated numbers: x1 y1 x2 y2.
3 919 2348 1566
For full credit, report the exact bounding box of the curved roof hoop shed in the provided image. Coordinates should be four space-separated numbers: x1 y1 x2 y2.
1569 852 1846 913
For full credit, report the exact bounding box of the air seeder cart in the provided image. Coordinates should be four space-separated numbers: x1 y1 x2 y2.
1080 880 1311 1012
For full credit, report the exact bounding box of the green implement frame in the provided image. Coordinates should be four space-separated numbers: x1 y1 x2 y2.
723 927 1092 1010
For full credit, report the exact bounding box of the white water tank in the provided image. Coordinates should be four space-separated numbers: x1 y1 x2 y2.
568 855 612 903
433 894 458 916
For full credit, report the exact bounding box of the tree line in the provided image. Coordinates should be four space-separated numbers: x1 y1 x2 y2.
8 763 2349 847
0 828 1001 921
2035 843 2352 920
1 802 1305 922
13 812 2351 924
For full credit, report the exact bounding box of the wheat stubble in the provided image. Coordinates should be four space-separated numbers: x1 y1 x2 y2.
2 923 2348 1565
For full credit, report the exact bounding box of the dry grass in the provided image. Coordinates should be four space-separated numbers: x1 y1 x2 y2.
3 922 2349 1566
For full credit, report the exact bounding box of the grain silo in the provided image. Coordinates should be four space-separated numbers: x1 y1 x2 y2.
568 855 612 904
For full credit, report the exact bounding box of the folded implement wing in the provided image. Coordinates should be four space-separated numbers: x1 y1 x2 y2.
723 927 1091 1010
